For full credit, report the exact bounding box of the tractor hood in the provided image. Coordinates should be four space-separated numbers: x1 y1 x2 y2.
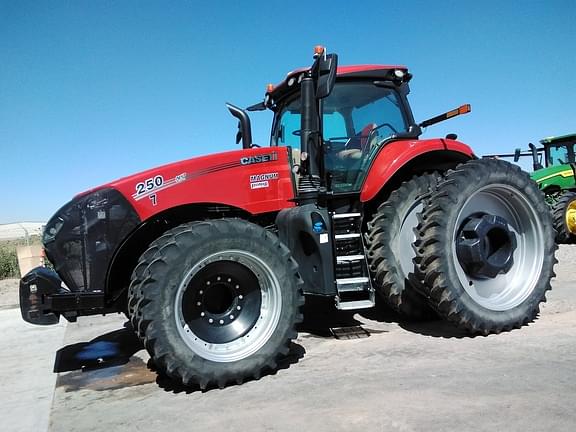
79 146 295 220
531 163 576 189
43 146 295 293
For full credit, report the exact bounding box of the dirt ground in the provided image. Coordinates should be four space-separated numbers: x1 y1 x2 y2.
1 246 575 432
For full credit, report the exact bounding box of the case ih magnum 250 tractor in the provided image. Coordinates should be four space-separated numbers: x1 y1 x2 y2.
21 48 555 389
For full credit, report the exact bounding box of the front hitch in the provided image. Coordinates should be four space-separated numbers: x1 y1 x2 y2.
19 267 106 325
20 267 63 325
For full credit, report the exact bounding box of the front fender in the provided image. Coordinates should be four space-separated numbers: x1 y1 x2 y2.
360 138 475 202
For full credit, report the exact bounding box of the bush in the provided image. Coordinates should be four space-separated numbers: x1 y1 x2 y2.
0 244 20 279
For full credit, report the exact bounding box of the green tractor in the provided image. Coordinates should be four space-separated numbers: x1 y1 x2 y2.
486 133 576 243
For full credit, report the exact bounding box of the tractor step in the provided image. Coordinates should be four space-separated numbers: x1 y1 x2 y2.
334 233 361 239
330 325 370 339
331 212 374 310
335 298 375 311
336 255 365 262
332 212 362 219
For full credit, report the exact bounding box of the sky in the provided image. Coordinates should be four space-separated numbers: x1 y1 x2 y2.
1 0 575 223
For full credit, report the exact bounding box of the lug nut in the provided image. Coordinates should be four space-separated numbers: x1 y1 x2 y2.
219 319 224 325
208 318 214 323
230 315 235 320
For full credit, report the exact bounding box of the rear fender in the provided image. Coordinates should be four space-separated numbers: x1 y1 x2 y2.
360 138 475 202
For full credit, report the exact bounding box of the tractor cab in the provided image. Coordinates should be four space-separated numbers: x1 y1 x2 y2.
541 134 576 168
270 69 418 193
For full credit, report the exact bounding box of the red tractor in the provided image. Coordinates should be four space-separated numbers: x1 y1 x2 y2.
20 47 556 389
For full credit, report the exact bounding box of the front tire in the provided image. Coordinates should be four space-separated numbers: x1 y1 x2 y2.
130 219 304 389
552 190 576 244
415 159 556 334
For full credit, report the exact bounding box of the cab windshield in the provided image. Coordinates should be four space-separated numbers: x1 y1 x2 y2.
274 81 408 192
546 141 576 167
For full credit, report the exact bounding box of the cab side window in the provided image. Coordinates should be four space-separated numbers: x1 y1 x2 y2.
275 99 301 148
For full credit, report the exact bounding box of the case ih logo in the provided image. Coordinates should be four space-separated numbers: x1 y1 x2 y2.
240 152 278 166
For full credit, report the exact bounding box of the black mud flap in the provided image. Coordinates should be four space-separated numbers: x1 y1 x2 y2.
20 267 62 325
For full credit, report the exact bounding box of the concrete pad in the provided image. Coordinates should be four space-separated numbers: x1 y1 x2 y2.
0 308 66 432
3 245 576 432
49 275 576 432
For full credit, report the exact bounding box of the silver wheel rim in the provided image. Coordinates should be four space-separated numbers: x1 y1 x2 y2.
175 250 282 362
452 184 545 311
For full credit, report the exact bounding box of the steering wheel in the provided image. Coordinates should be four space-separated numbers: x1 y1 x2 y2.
364 123 399 154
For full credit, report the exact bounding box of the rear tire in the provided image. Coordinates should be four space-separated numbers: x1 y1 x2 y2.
130 219 304 389
366 174 437 320
415 159 556 334
552 190 576 244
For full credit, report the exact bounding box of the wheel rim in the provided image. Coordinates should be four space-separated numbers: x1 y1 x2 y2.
175 250 282 362
397 200 424 278
566 200 576 234
451 184 545 311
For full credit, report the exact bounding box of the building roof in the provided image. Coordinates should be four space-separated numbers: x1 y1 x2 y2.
0 223 45 241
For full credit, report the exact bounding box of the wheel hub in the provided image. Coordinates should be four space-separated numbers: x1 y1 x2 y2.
566 201 576 234
181 261 261 344
456 214 517 279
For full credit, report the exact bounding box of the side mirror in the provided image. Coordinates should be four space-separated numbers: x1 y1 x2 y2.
226 103 253 149
312 52 338 99
513 148 522 162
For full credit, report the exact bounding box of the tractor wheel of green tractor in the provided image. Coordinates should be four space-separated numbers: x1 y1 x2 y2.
552 190 576 244
366 174 437 320
129 219 304 389
415 159 556 334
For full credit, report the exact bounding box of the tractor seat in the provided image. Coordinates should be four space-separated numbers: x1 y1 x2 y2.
335 123 376 162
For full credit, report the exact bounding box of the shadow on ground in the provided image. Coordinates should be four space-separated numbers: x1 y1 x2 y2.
53 297 476 393
54 322 143 373
303 295 474 339
152 341 306 394
54 322 158 392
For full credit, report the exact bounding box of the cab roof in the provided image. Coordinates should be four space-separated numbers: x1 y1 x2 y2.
266 64 408 101
540 133 576 145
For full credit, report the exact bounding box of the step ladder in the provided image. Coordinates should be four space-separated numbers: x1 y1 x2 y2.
331 212 374 310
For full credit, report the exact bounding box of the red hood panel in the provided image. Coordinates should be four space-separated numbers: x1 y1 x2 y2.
89 147 295 220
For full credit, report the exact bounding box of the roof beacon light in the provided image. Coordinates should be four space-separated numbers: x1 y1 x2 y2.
314 45 325 57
